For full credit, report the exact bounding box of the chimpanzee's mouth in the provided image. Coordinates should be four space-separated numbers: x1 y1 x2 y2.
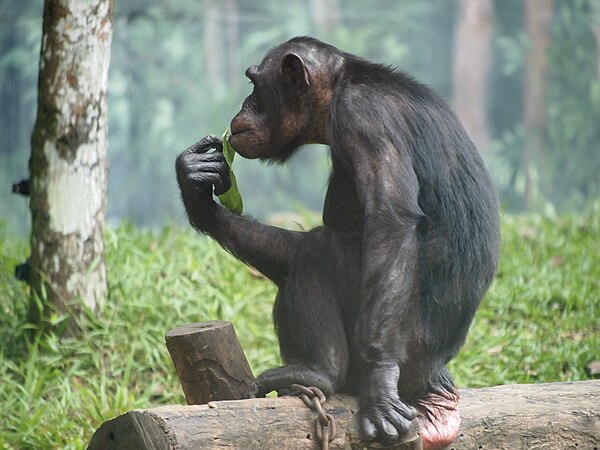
230 128 250 137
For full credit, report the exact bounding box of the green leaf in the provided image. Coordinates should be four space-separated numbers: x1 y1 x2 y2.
218 128 244 214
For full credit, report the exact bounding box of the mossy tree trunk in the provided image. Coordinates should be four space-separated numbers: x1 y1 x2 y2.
29 0 113 331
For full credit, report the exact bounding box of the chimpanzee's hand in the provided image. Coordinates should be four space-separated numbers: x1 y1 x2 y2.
176 135 232 201
176 135 232 231
359 363 417 445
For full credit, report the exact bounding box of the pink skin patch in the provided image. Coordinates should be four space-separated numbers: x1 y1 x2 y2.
415 390 461 450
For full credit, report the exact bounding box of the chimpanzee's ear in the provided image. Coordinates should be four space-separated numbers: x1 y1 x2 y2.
281 53 310 93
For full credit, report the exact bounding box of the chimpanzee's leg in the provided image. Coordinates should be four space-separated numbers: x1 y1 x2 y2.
247 227 360 397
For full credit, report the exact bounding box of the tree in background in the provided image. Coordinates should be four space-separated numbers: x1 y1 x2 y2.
545 0 600 207
309 0 341 37
29 0 113 331
594 0 600 78
522 0 554 208
452 0 493 154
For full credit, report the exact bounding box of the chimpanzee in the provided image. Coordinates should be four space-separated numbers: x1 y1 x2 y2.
176 37 500 449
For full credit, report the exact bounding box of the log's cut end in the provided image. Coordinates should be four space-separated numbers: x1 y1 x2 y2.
87 410 170 450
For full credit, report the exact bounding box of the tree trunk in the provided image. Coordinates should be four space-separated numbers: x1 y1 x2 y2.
310 0 341 37
203 2 225 96
29 0 113 330
522 0 554 209
224 0 241 93
452 0 493 154
593 0 600 79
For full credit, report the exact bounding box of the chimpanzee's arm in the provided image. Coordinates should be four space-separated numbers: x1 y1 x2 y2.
351 144 423 363
176 136 303 285
332 101 423 442
210 208 304 285
353 148 422 440
199 210 304 287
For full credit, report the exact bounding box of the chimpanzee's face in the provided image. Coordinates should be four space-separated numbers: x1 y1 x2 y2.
229 52 313 163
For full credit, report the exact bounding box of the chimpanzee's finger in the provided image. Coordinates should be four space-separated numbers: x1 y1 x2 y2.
187 171 226 195
213 169 232 196
187 135 223 154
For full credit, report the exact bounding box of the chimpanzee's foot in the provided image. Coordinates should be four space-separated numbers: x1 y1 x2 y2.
358 363 418 445
246 364 335 398
359 392 418 445
415 389 461 450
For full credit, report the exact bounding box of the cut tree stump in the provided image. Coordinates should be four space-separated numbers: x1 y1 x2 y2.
165 321 254 404
87 380 600 449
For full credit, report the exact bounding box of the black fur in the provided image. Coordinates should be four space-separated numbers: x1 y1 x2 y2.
176 37 500 445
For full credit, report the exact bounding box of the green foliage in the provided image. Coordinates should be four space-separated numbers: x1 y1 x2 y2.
491 0 600 211
218 129 244 214
1 208 599 448
0 223 278 449
545 0 600 207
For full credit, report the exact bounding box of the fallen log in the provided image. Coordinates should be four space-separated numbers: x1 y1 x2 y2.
88 380 600 450
452 380 599 449
163 320 419 449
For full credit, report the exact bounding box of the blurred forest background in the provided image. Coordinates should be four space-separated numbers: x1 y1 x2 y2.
1 2 599 447
1 0 600 236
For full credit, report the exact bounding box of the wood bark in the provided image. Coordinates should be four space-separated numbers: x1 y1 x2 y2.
165 321 255 405
452 0 493 154
29 0 113 327
522 0 554 209
87 380 600 450
447 380 599 449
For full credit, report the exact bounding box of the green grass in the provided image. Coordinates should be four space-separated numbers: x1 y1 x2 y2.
0 208 599 449
450 206 600 387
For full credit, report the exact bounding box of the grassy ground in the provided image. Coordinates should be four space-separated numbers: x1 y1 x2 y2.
0 207 599 449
